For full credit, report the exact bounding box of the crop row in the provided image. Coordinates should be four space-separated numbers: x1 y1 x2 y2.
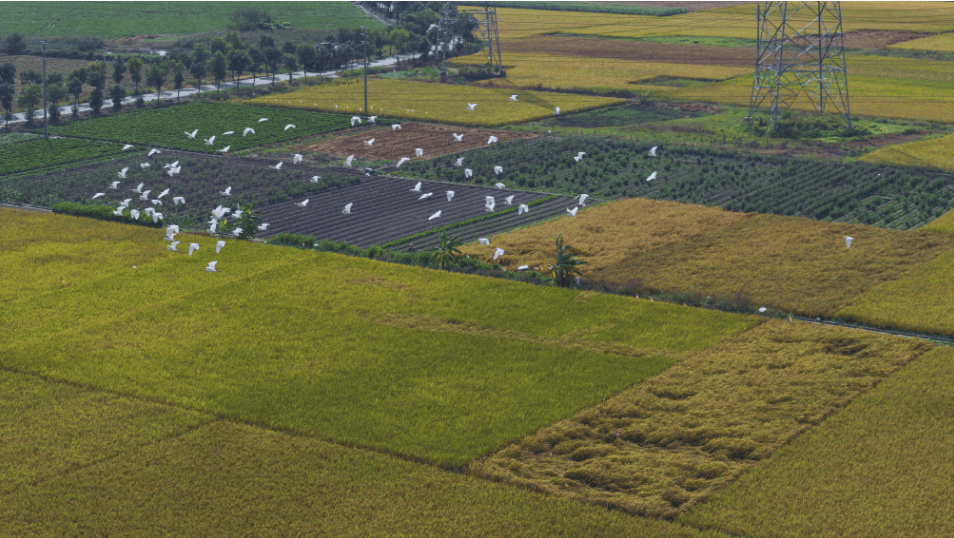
245 79 625 127
399 136 954 230
45 102 353 154
0 138 126 175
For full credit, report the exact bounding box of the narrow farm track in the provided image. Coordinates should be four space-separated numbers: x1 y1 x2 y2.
258 175 577 248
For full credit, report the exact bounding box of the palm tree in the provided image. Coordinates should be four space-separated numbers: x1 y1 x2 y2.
548 233 587 287
432 230 463 270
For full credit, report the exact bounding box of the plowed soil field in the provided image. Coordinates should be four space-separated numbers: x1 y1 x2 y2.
296 123 535 162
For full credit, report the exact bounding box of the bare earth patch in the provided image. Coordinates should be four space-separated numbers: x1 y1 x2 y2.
295 122 535 162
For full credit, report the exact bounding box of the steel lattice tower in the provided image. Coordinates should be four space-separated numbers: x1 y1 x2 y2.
437 3 456 76
457 3 504 74
747 1 851 129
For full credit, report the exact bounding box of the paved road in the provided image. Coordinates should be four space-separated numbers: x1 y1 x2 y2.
5 56 402 125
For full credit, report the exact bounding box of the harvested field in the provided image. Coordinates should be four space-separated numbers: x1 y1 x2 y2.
258 175 574 247
504 36 753 68
460 198 954 317
469 320 935 519
297 122 535 161
842 29 934 49
679 345 954 538
860 132 954 173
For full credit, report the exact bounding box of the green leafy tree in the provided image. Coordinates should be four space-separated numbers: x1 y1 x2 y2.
112 56 127 84
68 66 88 86
296 43 315 79
109 84 125 112
189 59 207 93
432 230 463 270
264 47 281 84
235 202 263 240
282 41 296 55
171 61 185 100
0 82 15 125
548 233 588 287
227 49 250 86
19 69 42 85
146 63 167 104
5 33 26 55
210 36 231 55
257 35 276 51
47 72 64 86
47 82 67 121
192 44 210 66
0 63 17 85
126 57 143 93
225 31 246 50
282 53 297 84
67 77 83 112
316 44 332 74
89 88 104 114
18 83 42 123
210 51 228 93
86 61 107 92
248 46 264 85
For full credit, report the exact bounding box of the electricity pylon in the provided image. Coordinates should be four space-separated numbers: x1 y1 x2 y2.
747 1 851 129
457 3 504 74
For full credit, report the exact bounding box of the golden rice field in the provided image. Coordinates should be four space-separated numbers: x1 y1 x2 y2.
679 345 954 538
860 132 954 172
921 207 954 235
890 32 954 52
461 198 954 317
453 51 750 95
244 79 623 127
470 320 936 519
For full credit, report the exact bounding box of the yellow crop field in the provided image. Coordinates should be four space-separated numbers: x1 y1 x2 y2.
462 198 954 317
470 320 935 518
453 51 750 95
860 132 954 172
921 207 954 235
890 32 954 52
244 79 623 127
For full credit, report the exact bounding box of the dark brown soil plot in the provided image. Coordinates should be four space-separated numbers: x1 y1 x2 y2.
258 175 573 248
296 123 535 162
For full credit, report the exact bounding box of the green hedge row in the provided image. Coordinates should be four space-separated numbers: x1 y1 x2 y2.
51 201 163 228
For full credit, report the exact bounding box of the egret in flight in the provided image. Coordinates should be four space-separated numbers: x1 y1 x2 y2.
118 167 129 179
204 136 215 145
392 124 401 131
646 171 657 182
487 136 498 144
284 124 295 131
342 202 353 215
296 199 309 207
429 210 441 220
397 157 410 168
148 149 161 157
467 103 477 110
649 146 658 157
243 128 255 137
345 155 355 167
478 238 490 246
493 248 505 260
223 131 234 136
271 162 283 170
518 204 529 215
140 163 150 169
185 129 198 138
411 182 422 193
464 168 473 178
494 166 503 175
418 192 433 200
216 240 226 253
205 261 217 272
217 146 230 153
168 241 180 252
293 154 303 164
578 193 589 206
310 176 321 183
510 95 517 101
110 181 120 189
122 144 134 150
364 139 375 147
368 116 377 123
505 195 514 205
257 223 270 231
173 196 185 205
415 148 424 157
351 116 362 126
455 157 464 167
446 191 455 202
92 193 105 199
574 152 585 162
567 207 579 217
221 186 232 196
453 133 463 142
495 182 505 189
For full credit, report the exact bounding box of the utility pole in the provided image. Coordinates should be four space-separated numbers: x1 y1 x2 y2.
362 26 369 115
42 41 48 138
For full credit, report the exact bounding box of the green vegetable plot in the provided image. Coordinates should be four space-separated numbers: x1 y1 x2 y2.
0 138 126 175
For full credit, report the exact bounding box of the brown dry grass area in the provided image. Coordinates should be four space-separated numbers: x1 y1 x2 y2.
842 30 934 49
460 198 746 275
505 36 753 68
463 199 954 317
467 320 934 519
296 122 535 161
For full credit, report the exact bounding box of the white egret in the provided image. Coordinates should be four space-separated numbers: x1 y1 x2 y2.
165 160 179 169
345 155 354 167
553 107 560 115
478 238 490 246
130 209 140 220
518 265 529 271
167 166 180 177
167 224 179 235
207 220 217 233
567 207 579 217
495 182 505 189
185 129 198 138
649 146 657 157
92 193 105 199
845 235 854 248
271 161 283 170
152 212 163 223
144 207 156 216
453 133 463 142
493 248 505 260
118 167 129 179
292 154 303 164
131 182 143 193
258 117 268 122
364 138 375 147
257 223 269 231
223 131 234 135
467 103 477 110
217 146 230 153
396 157 410 168
429 210 441 220
110 181 120 189
211 205 229 219
574 152 585 162
168 241 180 252
368 116 377 123
485 198 495 212
140 190 152 200
122 144 134 150
204 136 215 145
410 181 422 192
173 196 185 205
351 116 362 126
418 192 433 200
518 203 529 215
646 171 657 182
216 240 226 253
759 307 767 313
119 198 132 207
148 149 161 157
310 175 321 183
510 95 517 101
392 124 401 131
578 193 589 206
113 208 124 216
232 210 243 219
151 199 162 206
464 168 473 178
505 195 514 205
205 261 217 272
455 157 464 167
165 230 176 241
243 128 255 137
296 199 309 207
232 228 243 237
487 136 498 144
140 163 150 169
221 186 232 196
446 190 455 202
342 202 353 215
157 189 169 199
494 166 503 175
415 148 424 157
